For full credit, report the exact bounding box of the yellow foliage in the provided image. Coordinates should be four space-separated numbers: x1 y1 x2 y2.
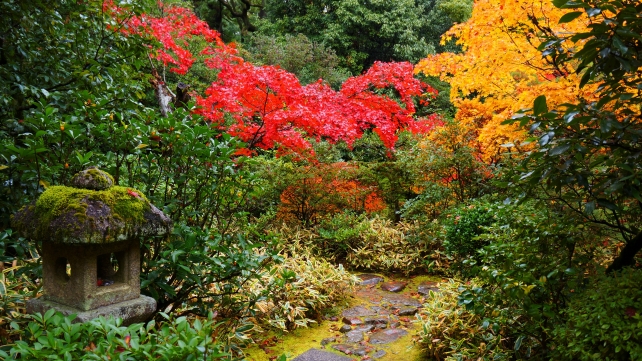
415 0 600 161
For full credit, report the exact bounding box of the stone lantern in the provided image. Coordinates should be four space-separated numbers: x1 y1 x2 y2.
12 167 172 324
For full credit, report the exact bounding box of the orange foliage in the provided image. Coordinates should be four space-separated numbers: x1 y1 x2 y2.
415 0 600 162
277 163 385 225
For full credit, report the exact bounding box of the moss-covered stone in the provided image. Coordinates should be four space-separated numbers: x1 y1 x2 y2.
71 167 114 190
11 183 172 244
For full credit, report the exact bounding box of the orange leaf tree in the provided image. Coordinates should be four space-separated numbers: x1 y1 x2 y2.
415 0 598 163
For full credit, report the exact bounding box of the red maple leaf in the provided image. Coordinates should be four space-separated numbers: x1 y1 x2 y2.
127 189 140 198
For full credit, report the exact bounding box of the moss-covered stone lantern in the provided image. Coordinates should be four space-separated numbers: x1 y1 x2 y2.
12 167 172 324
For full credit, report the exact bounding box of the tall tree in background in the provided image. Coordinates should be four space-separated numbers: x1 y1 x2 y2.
260 0 473 74
191 0 263 40
415 0 597 163
241 33 350 88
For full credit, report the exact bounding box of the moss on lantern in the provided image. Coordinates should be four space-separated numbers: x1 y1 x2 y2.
11 168 171 244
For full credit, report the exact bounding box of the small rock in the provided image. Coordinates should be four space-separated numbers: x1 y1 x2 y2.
374 323 387 330
345 330 364 343
292 349 353 361
354 325 374 333
394 306 418 316
325 315 339 321
370 306 390 315
372 350 387 359
380 281 407 292
418 281 440 295
382 294 422 307
353 347 369 356
342 305 376 318
358 274 384 286
364 316 388 326
332 344 353 355
369 328 409 344
321 337 336 346
339 325 352 333
389 321 401 328
342 317 364 326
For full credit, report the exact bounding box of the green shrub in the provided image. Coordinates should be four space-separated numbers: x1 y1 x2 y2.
279 213 438 275
317 212 371 261
446 200 610 360
247 244 357 332
141 224 281 331
0 230 36 269
417 279 512 361
0 232 41 347
552 268 642 361
0 310 231 360
443 199 497 272
0 265 39 347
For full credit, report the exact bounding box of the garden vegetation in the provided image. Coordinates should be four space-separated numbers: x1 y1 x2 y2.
1 0 640 360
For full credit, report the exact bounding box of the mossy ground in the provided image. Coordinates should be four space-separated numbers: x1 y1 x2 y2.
243 273 443 361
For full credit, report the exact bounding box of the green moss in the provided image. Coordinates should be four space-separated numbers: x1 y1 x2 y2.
13 185 153 244
70 167 115 190
243 324 340 361
36 185 150 223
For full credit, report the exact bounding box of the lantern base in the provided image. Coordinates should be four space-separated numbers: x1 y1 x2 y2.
27 295 156 325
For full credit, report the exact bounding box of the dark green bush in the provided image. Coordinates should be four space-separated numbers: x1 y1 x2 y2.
317 211 370 261
552 268 642 361
0 310 231 360
141 224 280 324
452 200 609 360
443 199 496 270
0 230 36 269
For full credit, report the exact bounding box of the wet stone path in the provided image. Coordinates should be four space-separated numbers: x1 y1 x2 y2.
291 274 441 361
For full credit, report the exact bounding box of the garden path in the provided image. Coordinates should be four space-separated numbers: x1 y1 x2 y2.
248 273 442 361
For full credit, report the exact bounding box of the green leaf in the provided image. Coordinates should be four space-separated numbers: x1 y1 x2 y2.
559 11 583 24
579 69 593 88
612 36 628 54
564 111 580 123
597 198 618 210
549 144 570 156
571 32 593 41
514 335 524 351
533 95 548 116
586 8 601 17
552 0 569 8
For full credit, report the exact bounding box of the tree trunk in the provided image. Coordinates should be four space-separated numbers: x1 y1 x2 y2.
607 230 642 273
150 69 174 117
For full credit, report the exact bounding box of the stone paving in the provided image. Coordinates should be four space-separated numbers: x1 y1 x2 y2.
291 274 442 361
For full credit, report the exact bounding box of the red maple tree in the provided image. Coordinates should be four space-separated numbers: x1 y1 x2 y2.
107 2 441 156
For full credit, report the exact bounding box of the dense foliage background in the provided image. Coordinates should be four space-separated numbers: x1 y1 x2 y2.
1 0 640 360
